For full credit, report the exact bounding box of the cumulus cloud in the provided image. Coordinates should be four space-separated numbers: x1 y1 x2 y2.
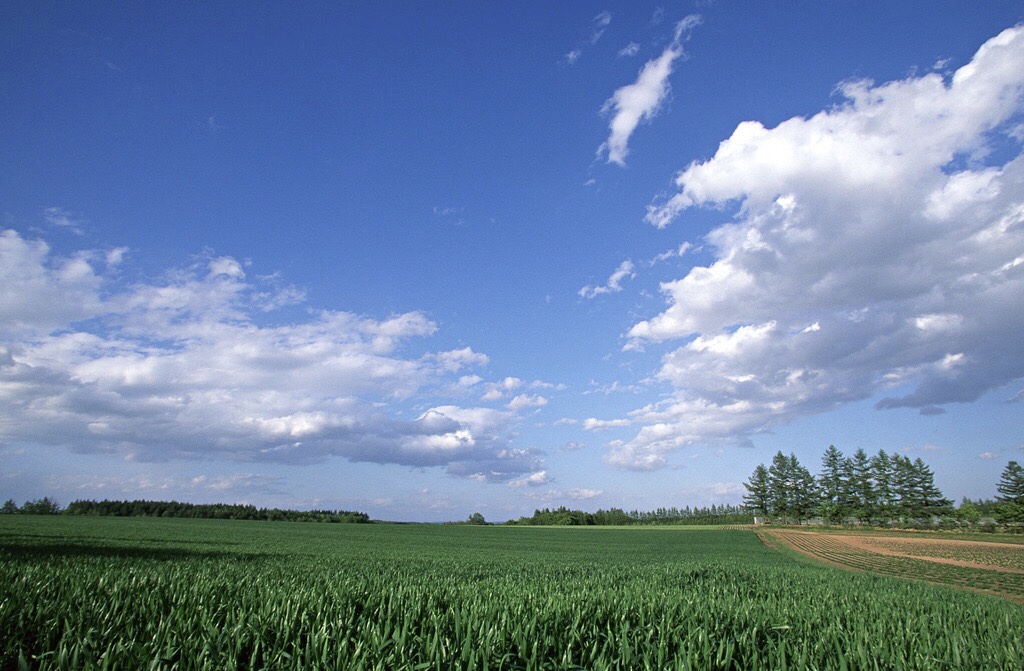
598 15 701 166
0 232 539 483
507 470 550 488
579 260 636 298
583 418 632 431
508 393 548 411
480 376 523 401
610 25 1024 469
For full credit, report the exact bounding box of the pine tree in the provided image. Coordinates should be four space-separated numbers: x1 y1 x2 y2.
743 464 772 516
789 454 819 522
891 454 916 522
847 448 876 523
768 451 794 523
870 450 895 524
895 458 951 522
817 445 848 524
995 461 1024 525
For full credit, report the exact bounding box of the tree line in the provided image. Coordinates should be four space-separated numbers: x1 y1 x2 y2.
744 447 1024 529
1 498 370 524
507 504 753 526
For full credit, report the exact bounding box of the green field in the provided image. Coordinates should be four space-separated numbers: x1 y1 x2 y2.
2 517 1022 670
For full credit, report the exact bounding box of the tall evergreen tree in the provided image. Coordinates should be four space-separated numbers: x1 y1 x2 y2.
817 445 848 524
870 449 895 524
898 458 952 521
743 464 772 516
847 448 876 523
789 454 819 522
891 454 916 522
768 451 794 522
995 461 1024 525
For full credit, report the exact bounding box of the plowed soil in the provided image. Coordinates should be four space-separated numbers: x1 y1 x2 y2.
760 528 1024 602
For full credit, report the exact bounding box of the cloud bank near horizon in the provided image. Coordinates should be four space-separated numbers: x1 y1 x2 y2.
0 230 544 483
608 25 1024 469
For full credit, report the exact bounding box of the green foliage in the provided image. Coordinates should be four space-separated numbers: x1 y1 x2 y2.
755 451 817 523
1 497 62 515
63 498 369 523
742 464 771 515
817 445 848 524
747 447 954 526
995 461 1024 525
2 516 1022 670
510 505 754 526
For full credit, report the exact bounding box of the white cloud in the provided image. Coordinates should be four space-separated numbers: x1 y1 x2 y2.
425 347 490 373
507 470 550 488
610 25 1024 469
560 11 612 66
0 231 108 337
480 376 524 401
579 260 636 298
598 15 701 166
650 242 692 265
979 451 1002 460
42 206 85 235
566 487 602 500
591 11 612 44
618 42 640 58
0 231 541 482
46 472 286 500
508 393 548 411
583 417 632 431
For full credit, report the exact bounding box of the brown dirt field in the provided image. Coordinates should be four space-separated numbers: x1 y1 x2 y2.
840 534 1024 573
760 527 1024 602
764 529 1023 573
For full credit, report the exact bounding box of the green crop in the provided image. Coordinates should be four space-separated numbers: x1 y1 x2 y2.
1 517 1022 670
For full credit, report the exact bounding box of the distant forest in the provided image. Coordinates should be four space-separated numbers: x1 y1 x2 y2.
506 504 753 526
0 498 369 524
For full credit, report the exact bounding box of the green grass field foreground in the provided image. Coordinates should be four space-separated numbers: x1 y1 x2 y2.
2 518 1022 670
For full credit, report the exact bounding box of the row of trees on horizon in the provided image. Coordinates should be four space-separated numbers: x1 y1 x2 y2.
0 498 370 524
504 504 754 526
5 458 1022 528
744 447 1024 528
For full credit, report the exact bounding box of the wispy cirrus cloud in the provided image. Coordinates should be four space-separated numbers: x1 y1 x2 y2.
598 14 701 166
579 259 636 298
0 230 544 483
45 472 288 500
561 11 613 66
42 206 86 235
606 25 1024 470
618 42 640 58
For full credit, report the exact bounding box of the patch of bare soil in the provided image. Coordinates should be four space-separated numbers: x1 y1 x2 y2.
761 528 1024 602
838 534 1024 574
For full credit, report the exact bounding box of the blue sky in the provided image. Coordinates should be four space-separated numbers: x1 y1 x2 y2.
2 1 1023 522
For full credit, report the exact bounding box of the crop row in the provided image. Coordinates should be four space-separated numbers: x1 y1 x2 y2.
857 537 1024 571
767 530 1024 600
